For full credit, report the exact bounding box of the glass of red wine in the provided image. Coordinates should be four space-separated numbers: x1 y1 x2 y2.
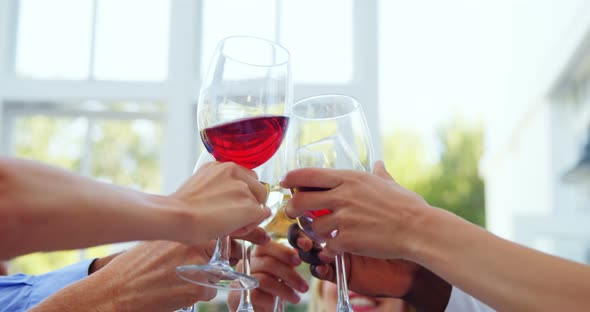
176 36 291 290
285 95 374 312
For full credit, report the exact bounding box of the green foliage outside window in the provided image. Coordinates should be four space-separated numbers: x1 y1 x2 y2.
8 113 163 275
382 117 486 227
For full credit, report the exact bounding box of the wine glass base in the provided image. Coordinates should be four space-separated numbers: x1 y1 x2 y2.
176 263 259 290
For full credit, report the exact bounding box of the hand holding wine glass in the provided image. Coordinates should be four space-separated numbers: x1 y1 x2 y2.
172 156 271 241
281 160 430 261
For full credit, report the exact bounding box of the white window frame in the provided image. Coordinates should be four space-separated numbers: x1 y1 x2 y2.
0 0 380 194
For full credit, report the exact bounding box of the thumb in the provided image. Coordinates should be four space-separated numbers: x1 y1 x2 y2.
373 160 397 183
229 206 270 237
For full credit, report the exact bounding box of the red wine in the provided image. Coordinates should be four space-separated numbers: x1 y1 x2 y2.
201 115 288 169
290 187 331 218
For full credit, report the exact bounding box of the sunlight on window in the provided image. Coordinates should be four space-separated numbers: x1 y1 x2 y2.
94 0 170 81
201 0 276 75
16 0 93 79
15 0 170 81
280 0 353 83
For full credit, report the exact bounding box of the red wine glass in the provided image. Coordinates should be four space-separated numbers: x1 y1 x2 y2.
285 95 374 312
176 36 291 290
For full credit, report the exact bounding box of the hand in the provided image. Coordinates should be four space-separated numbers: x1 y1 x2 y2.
172 161 271 244
227 241 308 312
94 240 232 311
288 224 452 312
281 160 429 260
288 224 416 298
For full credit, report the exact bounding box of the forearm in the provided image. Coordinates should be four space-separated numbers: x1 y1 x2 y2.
0 157 187 258
411 207 590 311
29 273 116 312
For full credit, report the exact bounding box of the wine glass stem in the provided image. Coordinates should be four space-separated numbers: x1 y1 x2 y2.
273 296 285 312
335 253 353 312
210 235 231 265
237 242 254 312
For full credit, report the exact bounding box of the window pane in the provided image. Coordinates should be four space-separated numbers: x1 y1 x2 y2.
91 119 163 192
280 0 353 83
13 115 87 169
15 0 93 79
94 0 170 81
201 0 276 74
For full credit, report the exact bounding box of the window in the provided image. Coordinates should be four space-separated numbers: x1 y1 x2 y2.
16 0 170 81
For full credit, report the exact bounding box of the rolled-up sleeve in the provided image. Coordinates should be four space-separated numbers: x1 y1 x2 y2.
0 259 94 312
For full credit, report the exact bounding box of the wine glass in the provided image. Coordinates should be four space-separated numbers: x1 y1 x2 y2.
285 95 374 312
176 36 291 291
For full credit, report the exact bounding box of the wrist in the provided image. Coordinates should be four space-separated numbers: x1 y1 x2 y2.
402 205 454 265
396 202 440 262
143 193 211 245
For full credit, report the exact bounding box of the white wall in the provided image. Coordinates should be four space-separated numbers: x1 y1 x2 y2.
484 100 553 240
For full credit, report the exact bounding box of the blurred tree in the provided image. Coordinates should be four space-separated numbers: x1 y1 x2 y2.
423 118 485 226
382 117 486 227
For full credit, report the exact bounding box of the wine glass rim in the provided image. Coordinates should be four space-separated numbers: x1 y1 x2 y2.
292 94 362 121
218 35 291 68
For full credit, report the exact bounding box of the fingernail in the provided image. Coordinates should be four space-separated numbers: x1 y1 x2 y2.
319 251 333 262
291 255 302 265
263 233 271 244
316 265 328 276
310 264 325 278
290 294 301 304
285 200 294 218
297 237 307 249
299 280 309 292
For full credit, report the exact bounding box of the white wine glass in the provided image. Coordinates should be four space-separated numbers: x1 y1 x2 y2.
176 36 291 291
285 95 374 312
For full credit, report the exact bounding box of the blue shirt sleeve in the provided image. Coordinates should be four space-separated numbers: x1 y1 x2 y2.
0 259 94 312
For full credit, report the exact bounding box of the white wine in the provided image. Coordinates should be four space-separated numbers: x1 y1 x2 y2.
262 189 295 240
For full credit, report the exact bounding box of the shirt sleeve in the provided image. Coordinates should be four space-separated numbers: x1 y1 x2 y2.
0 258 95 312
444 286 496 312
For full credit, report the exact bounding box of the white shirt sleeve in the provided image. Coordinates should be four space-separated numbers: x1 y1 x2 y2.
444 287 496 312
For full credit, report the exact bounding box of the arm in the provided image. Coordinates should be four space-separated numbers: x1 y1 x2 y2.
29 241 219 312
412 207 590 311
0 157 269 259
0 256 112 312
282 160 590 311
